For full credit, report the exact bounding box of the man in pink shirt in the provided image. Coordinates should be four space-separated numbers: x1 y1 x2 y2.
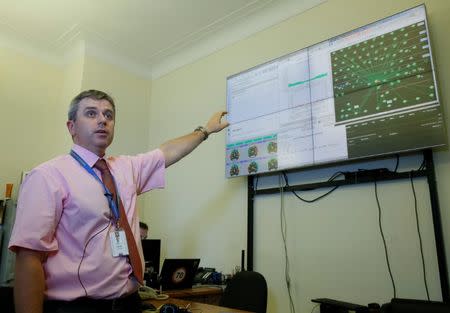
8 89 228 313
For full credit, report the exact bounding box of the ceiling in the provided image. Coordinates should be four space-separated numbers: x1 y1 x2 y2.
0 0 325 78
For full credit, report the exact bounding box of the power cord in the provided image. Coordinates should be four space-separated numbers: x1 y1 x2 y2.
277 170 343 313
254 175 259 192
280 174 296 313
374 179 397 298
274 155 427 304
393 154 400 172
418 156 426 171
282 172 341 203
410 172 430 300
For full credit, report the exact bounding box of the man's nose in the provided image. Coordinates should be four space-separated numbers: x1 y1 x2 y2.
97 113 108 124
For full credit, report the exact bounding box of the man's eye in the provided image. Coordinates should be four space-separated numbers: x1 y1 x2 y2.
105 112 114 120
86 111 97 117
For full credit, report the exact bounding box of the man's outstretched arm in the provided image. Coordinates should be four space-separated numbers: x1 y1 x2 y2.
160 111 229 168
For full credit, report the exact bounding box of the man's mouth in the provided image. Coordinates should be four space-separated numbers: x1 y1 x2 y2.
95 130 108 135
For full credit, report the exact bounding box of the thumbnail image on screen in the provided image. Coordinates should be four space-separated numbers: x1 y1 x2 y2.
225 5 446 178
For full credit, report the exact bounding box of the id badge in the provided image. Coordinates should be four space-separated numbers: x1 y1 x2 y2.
110 230 129 257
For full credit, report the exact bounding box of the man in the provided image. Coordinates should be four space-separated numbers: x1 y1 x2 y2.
8 89 228 313
139 221 149 240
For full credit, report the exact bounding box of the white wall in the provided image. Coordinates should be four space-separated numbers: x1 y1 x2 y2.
254 155 443 312
0 48 64 194
0 46 66 284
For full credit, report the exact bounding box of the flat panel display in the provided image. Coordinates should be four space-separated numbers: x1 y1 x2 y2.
225 5 446 177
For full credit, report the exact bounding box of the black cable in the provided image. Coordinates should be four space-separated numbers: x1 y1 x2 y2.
418 156 426 171
280 174 296 313
393 154 400 172
291 185 340 203
328 171 346 182
374 179 397 298
77 220 111 296
410 172 431 300
278 170 343 310
282 171 341 203
282 172 289 186
254 175 259 192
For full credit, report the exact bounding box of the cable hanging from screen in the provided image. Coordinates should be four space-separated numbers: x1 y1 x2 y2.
279 174 296 313
374 179 397 298
254 175 259 191
410 171 430 300
393 154 400 172
282 172 341 203
418 156 426 171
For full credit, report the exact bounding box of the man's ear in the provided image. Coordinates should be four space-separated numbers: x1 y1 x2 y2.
67 120 75 137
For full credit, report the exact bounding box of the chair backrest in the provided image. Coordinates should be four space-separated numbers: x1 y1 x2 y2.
220 270 267 313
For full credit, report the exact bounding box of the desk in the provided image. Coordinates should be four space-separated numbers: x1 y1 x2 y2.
147 298 253 313
165 286 223 305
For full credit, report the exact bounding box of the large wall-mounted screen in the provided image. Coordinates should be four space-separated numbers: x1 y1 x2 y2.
225 5 446 178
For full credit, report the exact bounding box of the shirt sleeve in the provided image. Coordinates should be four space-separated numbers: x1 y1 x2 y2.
132 148 166 195
9 167 64 252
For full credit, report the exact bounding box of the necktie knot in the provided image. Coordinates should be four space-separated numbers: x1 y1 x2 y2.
93 159 115 199
94 159 109 173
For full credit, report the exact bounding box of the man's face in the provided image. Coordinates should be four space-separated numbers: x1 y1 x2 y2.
67 98 115 156
140 228 148 240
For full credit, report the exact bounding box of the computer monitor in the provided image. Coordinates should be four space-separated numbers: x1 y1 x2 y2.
160 258 200 290
141 239 161 274
225 4 446 177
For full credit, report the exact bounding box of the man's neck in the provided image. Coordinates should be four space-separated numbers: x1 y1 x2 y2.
74 143 106 158
86 147 105 157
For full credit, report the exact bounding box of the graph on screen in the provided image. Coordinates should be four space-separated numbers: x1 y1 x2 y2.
225 5 445 178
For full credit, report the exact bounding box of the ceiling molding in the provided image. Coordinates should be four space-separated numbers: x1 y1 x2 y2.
0 0 328 80
84 40 152 79
149 0 327 78
144 0 274 64
50 23 83 52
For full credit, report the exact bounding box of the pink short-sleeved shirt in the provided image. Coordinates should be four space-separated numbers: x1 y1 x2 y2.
9 144 165 300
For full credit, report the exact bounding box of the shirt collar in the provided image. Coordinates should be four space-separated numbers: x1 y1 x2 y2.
72 144 106 168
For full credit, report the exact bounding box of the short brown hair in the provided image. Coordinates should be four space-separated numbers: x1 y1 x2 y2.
68 90 115 121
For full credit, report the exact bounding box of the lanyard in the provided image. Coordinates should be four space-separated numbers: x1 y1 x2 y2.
70 150 120 222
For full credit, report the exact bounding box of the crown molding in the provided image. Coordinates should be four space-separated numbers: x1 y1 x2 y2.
149 0 327 79
84 40 152 79
144 0 274 65
0 0 327 81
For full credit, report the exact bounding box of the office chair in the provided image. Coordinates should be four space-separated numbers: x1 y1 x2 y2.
220 270 267 313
